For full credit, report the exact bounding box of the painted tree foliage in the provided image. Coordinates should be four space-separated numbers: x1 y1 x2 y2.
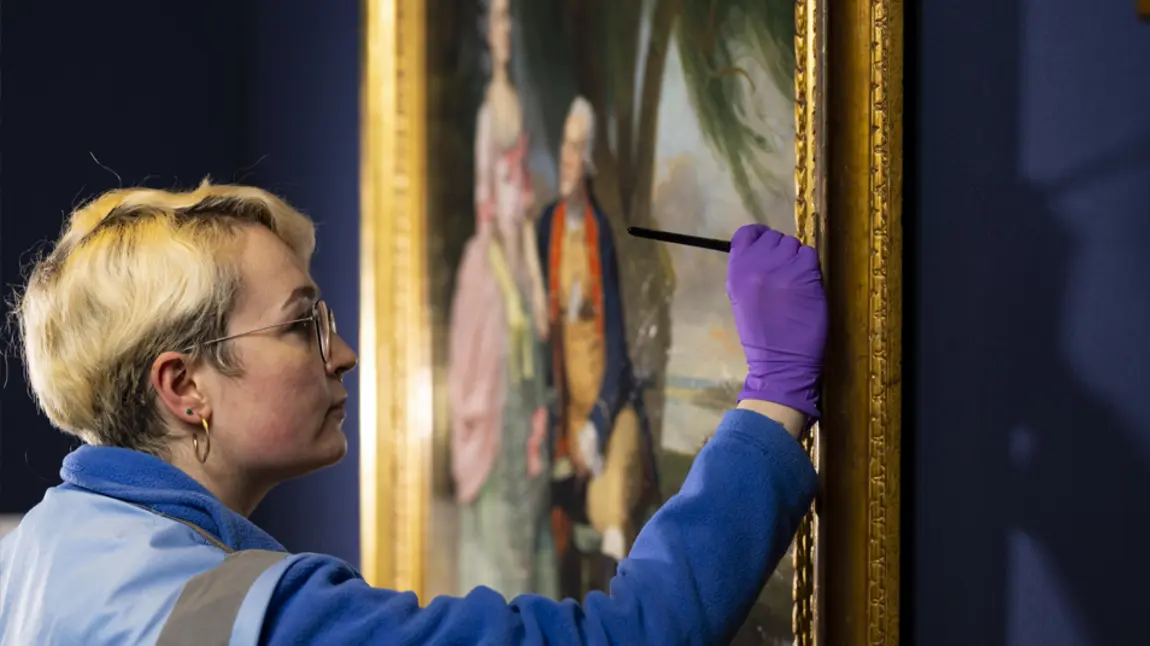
514 0 797 227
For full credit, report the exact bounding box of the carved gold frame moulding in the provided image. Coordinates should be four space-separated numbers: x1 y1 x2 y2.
358 0 902 644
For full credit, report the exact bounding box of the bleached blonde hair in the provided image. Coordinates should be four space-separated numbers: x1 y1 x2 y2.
14 180 316 456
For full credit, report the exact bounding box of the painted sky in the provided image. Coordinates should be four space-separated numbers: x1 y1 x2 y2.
653 35 796 454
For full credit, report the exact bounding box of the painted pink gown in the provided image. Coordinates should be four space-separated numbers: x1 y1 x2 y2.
446 98 558 599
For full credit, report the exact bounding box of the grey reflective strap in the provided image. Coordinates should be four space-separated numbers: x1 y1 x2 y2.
156 549 289 646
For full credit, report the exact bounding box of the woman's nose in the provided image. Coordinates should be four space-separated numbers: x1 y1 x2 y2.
328 333 358 376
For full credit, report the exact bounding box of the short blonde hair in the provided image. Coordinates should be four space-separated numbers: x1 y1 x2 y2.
15 180 316 455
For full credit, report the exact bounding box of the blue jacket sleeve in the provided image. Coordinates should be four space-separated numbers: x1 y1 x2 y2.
260 410 817 646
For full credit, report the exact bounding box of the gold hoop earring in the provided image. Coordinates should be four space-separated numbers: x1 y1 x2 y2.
194 418 211 464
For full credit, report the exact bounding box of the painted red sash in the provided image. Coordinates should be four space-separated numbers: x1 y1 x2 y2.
547 200 605 339
546 200 605 466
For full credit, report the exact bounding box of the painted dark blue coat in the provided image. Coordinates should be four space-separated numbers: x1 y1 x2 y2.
535 197 631 449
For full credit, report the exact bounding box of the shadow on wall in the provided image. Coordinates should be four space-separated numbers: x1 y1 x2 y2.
914 0 1150 644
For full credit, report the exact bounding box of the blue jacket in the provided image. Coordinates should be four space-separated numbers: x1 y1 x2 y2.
0 410 816 645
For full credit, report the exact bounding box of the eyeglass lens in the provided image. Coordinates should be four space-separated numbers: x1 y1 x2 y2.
317 301 333 363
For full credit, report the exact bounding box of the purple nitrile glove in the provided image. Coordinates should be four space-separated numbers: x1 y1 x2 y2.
726 224 827 419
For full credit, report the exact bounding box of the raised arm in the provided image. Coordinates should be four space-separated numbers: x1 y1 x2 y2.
260 224 827 646
262 411 813 646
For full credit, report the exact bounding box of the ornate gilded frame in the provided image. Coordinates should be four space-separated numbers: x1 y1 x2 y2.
359 0 902 643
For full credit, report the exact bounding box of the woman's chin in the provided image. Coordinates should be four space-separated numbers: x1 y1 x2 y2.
315 424 349 467
279 428 348 480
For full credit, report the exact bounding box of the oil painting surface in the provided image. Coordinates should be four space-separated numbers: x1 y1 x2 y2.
418 0 798 641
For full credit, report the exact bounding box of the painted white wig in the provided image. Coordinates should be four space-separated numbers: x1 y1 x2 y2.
567 96 597 177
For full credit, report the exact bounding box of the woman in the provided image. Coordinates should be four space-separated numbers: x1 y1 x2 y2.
446 0 555 599
0 180 825 646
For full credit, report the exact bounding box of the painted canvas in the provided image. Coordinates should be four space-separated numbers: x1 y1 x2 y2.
421 0 802 642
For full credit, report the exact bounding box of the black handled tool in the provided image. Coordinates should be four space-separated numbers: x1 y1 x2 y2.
627 226 730 253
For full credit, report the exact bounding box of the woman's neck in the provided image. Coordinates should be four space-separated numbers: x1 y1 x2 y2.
491 65 510 87
170 450 270 517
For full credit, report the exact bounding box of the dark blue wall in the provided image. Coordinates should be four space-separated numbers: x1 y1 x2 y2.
1 0 255 512
0 0 364 567
913 0 1150 644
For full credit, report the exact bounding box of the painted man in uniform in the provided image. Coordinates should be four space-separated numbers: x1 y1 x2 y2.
536 97 655 597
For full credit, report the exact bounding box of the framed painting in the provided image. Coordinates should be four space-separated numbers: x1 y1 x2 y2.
359 0 903 643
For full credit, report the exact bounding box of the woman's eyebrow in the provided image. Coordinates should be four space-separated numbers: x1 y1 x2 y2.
280 284 320 311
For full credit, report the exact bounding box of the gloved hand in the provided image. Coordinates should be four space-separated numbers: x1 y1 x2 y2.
727 224 827 419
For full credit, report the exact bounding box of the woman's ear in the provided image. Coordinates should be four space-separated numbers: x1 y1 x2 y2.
150 351 210 424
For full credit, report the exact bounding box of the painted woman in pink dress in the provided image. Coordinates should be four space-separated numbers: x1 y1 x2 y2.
445 0 557 600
